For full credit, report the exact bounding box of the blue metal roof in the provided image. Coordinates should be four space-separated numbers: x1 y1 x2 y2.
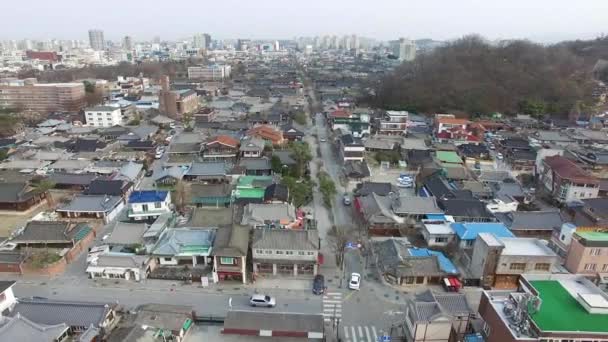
425 214 446 221
129 190 169 204
464 334 485 342
408 248 458 274
451 222 514 240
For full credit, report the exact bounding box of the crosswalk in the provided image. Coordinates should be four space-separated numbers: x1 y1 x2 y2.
343 326 380 342
322 292 342 323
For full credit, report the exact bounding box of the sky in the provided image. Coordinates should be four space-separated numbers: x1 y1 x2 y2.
1 0 607 43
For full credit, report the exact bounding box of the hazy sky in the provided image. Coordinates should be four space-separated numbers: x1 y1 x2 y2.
2 0 607 43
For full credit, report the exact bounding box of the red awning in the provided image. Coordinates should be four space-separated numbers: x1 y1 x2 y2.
317 253 324 265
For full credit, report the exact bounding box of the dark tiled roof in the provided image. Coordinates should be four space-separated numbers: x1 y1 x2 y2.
438 198 494 219
10 298 111 328
498 211 564 231
85 180 128 196
0 182 37 203
264 183 289 202
49 173 97 187
0 280 16 293
212 225 250 257
355 182 396 197
11 221 71 243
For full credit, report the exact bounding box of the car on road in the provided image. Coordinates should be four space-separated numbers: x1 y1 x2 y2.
348 273 361 290
155 151 163 159
320 138 327 142
144 169 154 177
312 275 325 295
249 294 276 307
342 193 351 206
496 153 504 160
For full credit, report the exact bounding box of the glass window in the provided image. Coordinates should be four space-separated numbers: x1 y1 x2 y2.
534 263 550 271
509 263 526 271
286 251 294 255
275 250 284 255
154 202 162 209
307 251 315 256
220 257 235 265
298 251 305 256
584 263 597 271
264 250 272 254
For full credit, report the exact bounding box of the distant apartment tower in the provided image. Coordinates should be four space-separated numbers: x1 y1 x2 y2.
187 65 231 81
122 36 133 50
88 29 105 51
158 75 199 119
391 38 416 61
85 106 122 127
0 78 86 113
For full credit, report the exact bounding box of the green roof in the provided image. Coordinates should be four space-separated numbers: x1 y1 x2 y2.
235 188 265 199
530 280 608 333
436 151 462 164
576 231 608 242
237 175 273 187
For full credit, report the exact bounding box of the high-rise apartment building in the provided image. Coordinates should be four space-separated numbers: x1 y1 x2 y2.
122 36 133 50
187 65 231 80
391 38 416 61
88 29 105 51
0 78 86 113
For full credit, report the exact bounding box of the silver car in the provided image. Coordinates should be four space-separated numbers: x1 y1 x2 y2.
249 294 276 307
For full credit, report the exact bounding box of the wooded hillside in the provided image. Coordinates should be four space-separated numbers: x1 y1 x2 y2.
371 35 599 116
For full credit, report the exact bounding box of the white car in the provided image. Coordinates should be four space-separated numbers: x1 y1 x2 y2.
496 153 504 160
249 294 276 307
348 273 361 290
155 151 163 159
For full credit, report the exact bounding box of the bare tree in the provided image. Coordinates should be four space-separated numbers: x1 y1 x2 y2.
327 225 349 270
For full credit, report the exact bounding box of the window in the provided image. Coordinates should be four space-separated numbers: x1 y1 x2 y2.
585 263 597 271
275 250 284 255
264 250 272 255
255 249 263 254
164 257 172 262
435 237 448 243
534 263 551 271
154 202 162 209
285 251 294 255
465 240 475 247
220 257 235 265
307 251 315 256
590 248 601 256
298 251 305 256
509 263 526 271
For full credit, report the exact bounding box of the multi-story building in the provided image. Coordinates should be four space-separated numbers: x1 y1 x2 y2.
0 78 85 113
127 190 172 221
478 274 608 342
158 76 199 119
252 229 320 277
468 233 558 289
84 106 122 127
541 155 599 204
122 36 133 50
435 117 470 135
88 29 105 51
390 38 416 61
377 110 409 135
565 230 608 274
187 65 231 81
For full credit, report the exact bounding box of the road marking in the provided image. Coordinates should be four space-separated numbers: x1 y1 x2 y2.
358 326 363 337
324 318 330 322
351 326 357 342
323 299 342 304
371 326 378 340
365 326 371 341
323 312 342 317
344 326 349 339
326 292 342 296
324 308 342 313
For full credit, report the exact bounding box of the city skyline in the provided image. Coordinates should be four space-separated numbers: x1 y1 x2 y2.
0 0 607 43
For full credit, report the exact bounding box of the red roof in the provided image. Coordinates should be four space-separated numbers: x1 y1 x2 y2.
544 155 599 184
208 135 239 148
330 110 350 118
437 118 470 125
247 125 284 144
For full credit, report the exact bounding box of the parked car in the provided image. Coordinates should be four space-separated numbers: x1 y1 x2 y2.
155 151 163 159
249 294 276 307
312 275 325 295
320 138 327 143
144 170 154 177
348 273 361 290
342 193 351 206
496 153 504 160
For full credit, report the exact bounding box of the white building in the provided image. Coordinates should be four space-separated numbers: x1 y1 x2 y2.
85 106 122 127
187 64 231 80
391 38 416 61
127 190 172 221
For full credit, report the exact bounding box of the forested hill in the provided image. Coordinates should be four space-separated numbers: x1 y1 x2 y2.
371 35 602 116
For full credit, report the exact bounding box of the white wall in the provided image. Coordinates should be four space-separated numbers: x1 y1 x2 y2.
253 249 317 262
85 108 122 127
0 287 16 313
